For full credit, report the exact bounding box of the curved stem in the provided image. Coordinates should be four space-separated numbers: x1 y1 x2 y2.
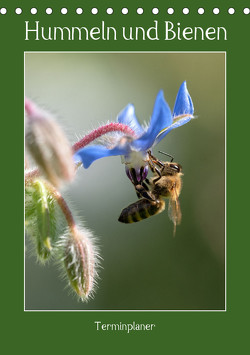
72 122 136 152
44 182 77 234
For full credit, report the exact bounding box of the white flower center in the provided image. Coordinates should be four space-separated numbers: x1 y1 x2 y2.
122 150 148 169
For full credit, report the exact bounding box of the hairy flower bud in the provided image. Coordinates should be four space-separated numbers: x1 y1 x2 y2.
61 227 99 300
25 179 57 261
25 98 75 188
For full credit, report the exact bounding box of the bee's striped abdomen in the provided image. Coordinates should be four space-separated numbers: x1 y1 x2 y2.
118 199 165 224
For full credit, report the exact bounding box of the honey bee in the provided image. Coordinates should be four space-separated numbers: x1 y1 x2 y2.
118 152 183 235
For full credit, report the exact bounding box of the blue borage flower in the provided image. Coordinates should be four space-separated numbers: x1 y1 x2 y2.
75 81 194 185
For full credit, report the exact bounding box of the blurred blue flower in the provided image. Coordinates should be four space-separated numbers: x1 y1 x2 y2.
75 81 194 184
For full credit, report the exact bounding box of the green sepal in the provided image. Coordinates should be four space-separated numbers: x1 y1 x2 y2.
25 179 57 261
64 245 83 296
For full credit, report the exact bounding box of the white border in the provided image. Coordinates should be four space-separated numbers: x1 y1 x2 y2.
24 51 226 312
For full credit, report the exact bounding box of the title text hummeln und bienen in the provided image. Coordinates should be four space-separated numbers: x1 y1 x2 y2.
25 21 227 41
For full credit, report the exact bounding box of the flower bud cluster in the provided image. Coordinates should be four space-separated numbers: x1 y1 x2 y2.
25 177 100 300
25 99 101 300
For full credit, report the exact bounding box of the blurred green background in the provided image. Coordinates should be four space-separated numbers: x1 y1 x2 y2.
25 52 225 310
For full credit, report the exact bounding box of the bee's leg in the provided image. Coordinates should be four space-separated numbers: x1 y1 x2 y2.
145 178 154 191
147 150 156 160
155 160 165 168
148 151 157 171
148 159 156 174
148 150 164 167
153 166 163 183
135 184 156 201
142 182 149 191
152 158 165 173
129 168 154 200
148 150 165 176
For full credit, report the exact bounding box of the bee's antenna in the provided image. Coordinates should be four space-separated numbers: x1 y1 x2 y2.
158 151 174 162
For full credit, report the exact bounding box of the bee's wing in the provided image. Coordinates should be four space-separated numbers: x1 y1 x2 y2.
168 190 182 236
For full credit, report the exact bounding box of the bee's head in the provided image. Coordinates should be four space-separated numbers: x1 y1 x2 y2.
162 162 182 175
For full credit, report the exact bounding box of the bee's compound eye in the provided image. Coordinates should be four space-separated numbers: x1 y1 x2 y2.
170 164 181 172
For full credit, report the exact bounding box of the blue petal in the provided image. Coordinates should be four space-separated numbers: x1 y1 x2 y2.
173 81 194 117
131 90 172 151
154 114 193 145
74 144 130 169
117 104 144 137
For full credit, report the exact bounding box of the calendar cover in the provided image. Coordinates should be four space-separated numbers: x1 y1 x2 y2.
1 0 249 352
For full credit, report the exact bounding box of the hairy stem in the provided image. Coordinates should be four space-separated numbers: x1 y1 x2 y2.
72 122 136 152
44 182 77 235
